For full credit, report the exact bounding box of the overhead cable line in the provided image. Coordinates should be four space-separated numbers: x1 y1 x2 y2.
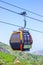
0 6 43 23
0 6 20 15
0 20 43 33
0 0 43 17
0 21 22 27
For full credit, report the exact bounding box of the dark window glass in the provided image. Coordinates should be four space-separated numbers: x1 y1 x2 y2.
12 33 20 39
23 31 30 45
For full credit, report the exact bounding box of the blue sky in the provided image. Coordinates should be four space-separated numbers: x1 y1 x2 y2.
0 0 43 52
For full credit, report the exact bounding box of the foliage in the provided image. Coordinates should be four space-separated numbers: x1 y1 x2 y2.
0 42 43 65
0 51 43 65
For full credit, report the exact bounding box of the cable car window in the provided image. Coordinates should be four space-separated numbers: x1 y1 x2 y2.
11 33 20 39
27 35 29 40
23 31 29 45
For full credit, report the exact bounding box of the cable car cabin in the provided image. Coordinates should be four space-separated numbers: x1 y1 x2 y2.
10 30 33 51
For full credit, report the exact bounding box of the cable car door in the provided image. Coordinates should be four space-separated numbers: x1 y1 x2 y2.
23 31 31 50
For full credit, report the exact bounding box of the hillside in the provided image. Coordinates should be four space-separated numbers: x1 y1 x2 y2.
0 42 11 53
0 51 43 65
0 42 43 65
0 42 15 54
33 50 43 55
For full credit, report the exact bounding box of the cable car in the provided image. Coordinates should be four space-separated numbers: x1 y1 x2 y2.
9 29 33 51
9 12 33 51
